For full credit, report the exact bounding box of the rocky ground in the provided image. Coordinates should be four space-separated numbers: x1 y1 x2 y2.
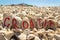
0 4 60 40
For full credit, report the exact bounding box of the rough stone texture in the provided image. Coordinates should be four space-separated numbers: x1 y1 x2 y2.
0 4 60 40
0 5 60 26
0 34 6 40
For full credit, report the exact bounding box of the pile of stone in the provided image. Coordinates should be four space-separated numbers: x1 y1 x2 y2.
0 28 60 40
0 4 60 40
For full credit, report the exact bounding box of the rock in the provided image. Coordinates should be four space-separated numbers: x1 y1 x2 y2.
3 13 12 28
12 15 22 29
18 33 26 40
0 14 3 20
0 34 6 40
54 34 60 40
27 34 40 40
0 29 14 40
23 29 30 35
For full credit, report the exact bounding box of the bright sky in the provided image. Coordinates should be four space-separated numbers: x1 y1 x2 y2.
0 0 60 6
